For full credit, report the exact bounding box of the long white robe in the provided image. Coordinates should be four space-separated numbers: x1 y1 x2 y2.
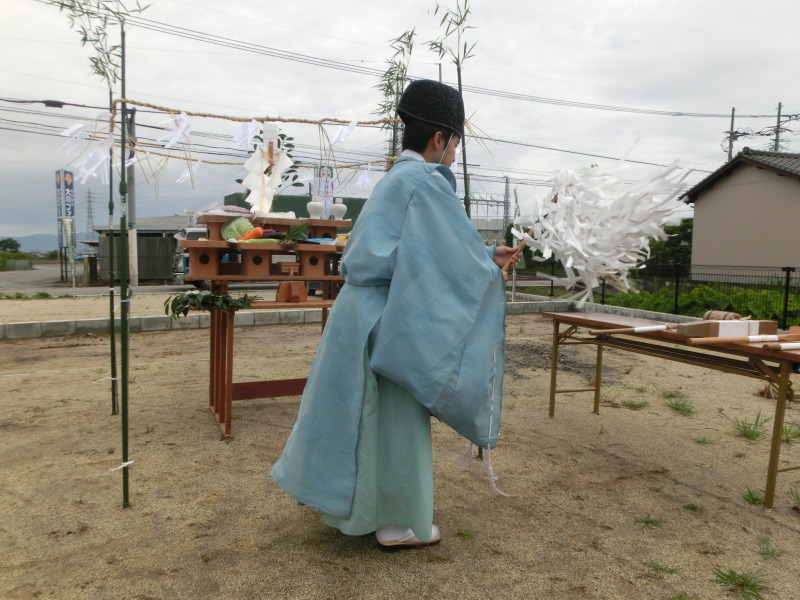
270 155 506 519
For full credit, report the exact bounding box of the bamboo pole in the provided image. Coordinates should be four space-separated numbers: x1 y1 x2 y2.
108 88 118 416
118 23 131 509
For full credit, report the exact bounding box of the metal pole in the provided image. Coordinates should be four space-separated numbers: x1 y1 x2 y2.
728 107 735 161
511 266 516 302
118 23 131 509
781 266 795 329
108 88 118 416
673 263 681 315
774 102 782 151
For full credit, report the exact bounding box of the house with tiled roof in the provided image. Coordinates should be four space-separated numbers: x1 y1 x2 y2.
681 147 800 269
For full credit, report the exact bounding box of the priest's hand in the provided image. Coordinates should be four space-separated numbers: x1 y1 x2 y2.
493 245 521 283
493 245 521 269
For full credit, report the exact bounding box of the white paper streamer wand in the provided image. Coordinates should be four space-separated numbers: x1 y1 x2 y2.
589 325 676 335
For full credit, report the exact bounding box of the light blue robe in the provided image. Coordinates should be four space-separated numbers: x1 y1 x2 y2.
270 156 506 519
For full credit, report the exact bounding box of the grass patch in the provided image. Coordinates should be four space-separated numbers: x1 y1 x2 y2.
733 450 747 458
669 593 697 600
621 400 649 410
712 568 768 600
425 552 452 563
665 398 694 416
634 514 663 528
694 436 715 445
781 421 800 443
659 388 687 400
728 411 771 440
568 444 585 455
648 485 664 493
788 487 800 511
743 489 765 506
757 536 783 559
456 529 476 540
682 503 704 514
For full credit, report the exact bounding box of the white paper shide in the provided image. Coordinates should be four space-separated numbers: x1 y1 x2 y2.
512 163 688 303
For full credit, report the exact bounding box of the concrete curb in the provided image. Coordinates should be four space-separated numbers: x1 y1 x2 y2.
1 297 700 340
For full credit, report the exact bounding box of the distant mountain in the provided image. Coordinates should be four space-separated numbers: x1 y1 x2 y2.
14 234 59 252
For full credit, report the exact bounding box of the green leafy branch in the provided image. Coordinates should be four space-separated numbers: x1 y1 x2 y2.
164 291 254 319
427 0 477 70
374 28 416 156
53 0 149 85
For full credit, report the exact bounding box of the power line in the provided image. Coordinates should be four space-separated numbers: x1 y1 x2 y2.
125 14 778 119
31 1 780 121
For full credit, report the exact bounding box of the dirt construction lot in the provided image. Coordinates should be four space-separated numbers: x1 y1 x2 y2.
2 302 800 599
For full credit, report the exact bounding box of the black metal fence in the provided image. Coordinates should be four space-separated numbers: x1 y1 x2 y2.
512 262 800 328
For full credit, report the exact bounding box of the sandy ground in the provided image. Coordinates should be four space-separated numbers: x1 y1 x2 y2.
2 305 800 599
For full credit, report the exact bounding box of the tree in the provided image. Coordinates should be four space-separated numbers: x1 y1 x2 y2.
0 238 21 252
647 218 693 265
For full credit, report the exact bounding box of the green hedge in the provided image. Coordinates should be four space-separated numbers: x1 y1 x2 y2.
605 284 800 323
0 251 31 271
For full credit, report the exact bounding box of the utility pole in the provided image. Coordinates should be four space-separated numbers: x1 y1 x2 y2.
85 188 96 242
727 107 736 161
774 102 782 151
503 175 510 228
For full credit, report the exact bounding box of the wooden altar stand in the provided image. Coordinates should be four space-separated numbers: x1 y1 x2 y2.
181 215 347 435
542 312 800 509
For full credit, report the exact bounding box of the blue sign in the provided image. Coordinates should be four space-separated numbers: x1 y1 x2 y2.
55 169 76 248
55 170 63 247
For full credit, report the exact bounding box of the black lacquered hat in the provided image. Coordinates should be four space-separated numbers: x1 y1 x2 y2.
397 79 465 138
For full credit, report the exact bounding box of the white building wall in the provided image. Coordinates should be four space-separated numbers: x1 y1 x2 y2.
691 165 800 267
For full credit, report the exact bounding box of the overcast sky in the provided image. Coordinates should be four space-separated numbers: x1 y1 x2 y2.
2 0 799 241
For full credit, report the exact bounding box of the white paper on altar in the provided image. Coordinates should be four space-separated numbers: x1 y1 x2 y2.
242 145 294 214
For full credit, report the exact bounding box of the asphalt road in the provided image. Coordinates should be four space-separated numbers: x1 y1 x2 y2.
0 263 277 296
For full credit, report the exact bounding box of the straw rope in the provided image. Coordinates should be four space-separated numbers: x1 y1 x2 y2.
109 97 401 131
86 131 395 169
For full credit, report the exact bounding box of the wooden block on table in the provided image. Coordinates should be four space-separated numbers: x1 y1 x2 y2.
278 262 300 276
676 320 778 337
276 281 307 303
